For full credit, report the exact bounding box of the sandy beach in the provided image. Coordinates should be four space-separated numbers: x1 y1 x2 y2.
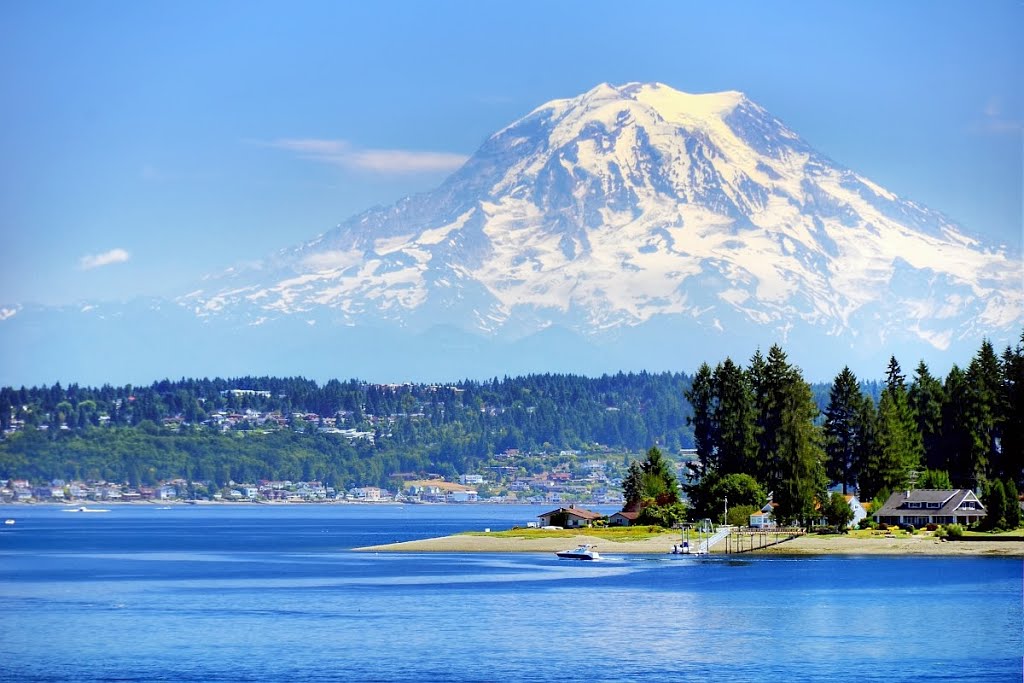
357 531 1024 556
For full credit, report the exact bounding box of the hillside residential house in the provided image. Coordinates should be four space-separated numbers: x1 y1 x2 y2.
538 505 602 528
608 511 639 527
873 489 987 527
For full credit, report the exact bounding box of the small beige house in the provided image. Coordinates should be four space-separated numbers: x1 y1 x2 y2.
608 511 639 527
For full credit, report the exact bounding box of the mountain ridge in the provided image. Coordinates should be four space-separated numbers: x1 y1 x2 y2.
1 82 1020 386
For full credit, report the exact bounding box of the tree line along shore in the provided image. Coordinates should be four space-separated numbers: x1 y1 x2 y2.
1 333 1021 536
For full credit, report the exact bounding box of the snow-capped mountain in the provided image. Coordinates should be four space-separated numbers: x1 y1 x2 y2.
184 82 1020 352
2 83 1021 386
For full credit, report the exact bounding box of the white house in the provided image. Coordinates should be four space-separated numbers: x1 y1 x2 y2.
845 495 867 528
460 474 484 486
448 490 478 503
874 489 987 527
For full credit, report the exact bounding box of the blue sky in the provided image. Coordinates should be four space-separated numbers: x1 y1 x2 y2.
2 0 1020 307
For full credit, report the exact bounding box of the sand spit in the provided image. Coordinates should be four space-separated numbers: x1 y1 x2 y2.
357 531 1024 556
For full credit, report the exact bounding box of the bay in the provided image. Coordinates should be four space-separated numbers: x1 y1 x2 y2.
0 504 1020 682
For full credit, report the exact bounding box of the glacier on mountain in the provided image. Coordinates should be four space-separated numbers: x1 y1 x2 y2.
183 82 1021 354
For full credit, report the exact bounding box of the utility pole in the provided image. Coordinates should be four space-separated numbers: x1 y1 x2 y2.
724 495 728 526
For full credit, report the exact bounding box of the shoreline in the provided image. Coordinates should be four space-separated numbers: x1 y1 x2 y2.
357 531 1024 557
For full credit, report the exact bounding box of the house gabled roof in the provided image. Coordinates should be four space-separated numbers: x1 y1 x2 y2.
539 505 603 520
873 489 986 518
610 511 639 520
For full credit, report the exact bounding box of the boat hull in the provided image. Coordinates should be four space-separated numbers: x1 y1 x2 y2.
555 553 595 560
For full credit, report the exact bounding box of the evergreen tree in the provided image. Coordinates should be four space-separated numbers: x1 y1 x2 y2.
984 480 1006 530
965 340 1004 482
755 346 825 526
823 366 863 494
908 361 944 470
917 469 952 489
825 491 854 530
640 446 679 504
853 393 880 499
623 447 678 510
872 390 917 494
684 363 717 481
1004 479 1020 529
941 365 975 487
712 358 755 476
1001 335 1024 486
872 357 923 491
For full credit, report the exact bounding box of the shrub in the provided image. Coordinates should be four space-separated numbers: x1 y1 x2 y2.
945 523 964 539
925 523 938 531
903 524 916 534
857 518 876 530
878 523 888 531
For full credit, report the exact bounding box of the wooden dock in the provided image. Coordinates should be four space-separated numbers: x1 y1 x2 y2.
719 527 805 553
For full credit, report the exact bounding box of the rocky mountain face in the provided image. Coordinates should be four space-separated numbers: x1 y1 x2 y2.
3 83 1021 385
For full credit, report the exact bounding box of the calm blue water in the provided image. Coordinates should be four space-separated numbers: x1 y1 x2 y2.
0 504 1020 682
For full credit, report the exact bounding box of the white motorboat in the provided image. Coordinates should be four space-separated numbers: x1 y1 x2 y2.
62 506 111 513
555 543 600 560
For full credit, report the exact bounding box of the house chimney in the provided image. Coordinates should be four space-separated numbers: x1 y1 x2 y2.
904 490 910 498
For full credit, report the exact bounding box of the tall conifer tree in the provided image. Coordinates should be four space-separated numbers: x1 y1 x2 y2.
1001 334 1024 485
684 363 717 481
966 340 1003 481
753 345 825 525
712 358 755 476
941 365 976 488
908 361 945 471
824 367 863 495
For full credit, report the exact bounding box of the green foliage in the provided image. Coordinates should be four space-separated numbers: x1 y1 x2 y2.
636 502 687 528
825 491 854 529
917 469 952 489
824 367 865 495
687 472 765 523
870 488 891 518
983 480 1007 530
944 523 964 539
684 363 716 481
908 361 945 471
727 504 758 527
863 357 923 498
623 446 679 511
1001 334 1024 486
712 358 756 476
1005 479 1021 529
761 346 826 527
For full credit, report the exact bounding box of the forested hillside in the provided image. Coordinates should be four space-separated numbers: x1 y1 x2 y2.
1 333 1019 508
0 372 697 488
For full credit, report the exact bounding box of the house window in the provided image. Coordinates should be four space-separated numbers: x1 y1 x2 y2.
926 502 941 509
907 502 922 509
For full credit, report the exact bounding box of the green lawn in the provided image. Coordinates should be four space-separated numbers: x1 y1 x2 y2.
961 528 1024 538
